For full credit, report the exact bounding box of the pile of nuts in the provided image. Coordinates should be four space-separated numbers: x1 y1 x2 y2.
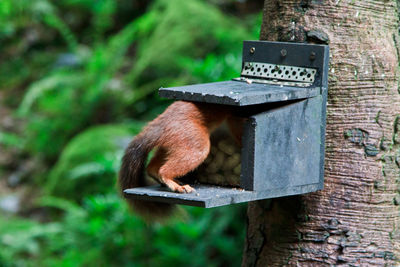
193 128 241 187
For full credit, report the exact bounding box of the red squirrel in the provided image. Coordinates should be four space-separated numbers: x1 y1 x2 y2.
118 100 243 219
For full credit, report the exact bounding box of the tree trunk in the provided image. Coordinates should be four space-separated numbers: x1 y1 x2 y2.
242 1 400 266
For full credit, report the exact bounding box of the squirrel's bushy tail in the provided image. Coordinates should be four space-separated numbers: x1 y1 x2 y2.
119 133 174 221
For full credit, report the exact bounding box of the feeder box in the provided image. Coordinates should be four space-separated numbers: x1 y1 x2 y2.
124 40 329 208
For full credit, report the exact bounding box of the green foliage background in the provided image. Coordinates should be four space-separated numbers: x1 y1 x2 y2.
0 0 261 266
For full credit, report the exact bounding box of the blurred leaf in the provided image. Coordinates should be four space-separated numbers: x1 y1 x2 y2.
0 131 23 148
36 196 85 216
18 71 83 116
45 123 142 200
126 0 251 85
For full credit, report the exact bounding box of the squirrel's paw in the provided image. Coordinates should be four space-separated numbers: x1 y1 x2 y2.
164 179 195 193
181 184 196 193
174 184 195 193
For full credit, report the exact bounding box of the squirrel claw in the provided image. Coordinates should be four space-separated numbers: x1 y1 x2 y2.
182 184 195 193
163 179 195 193
172 184 195 194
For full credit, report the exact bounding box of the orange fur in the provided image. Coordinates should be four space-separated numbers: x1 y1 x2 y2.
118 101 242 220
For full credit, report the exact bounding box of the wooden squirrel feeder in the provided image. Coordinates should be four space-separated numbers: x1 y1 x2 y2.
124 41 329 208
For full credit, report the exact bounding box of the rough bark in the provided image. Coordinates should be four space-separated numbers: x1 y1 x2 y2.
242 1 400 266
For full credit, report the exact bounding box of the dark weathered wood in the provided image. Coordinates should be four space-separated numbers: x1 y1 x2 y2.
241 96 323 191
243 1 400 266
123 183 321 208
159 40 329 106
124 185 250 208
159 80 319 106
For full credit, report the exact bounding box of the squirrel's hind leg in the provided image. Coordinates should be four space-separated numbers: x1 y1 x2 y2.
158 134 210 194
147 147 167 183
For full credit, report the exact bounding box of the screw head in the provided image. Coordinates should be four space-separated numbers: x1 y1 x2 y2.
280 49 287 57
310 51 316 61
250 47 255 54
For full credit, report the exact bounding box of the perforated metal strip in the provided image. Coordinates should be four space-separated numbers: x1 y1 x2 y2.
232 77 312 88
241 62 317 84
